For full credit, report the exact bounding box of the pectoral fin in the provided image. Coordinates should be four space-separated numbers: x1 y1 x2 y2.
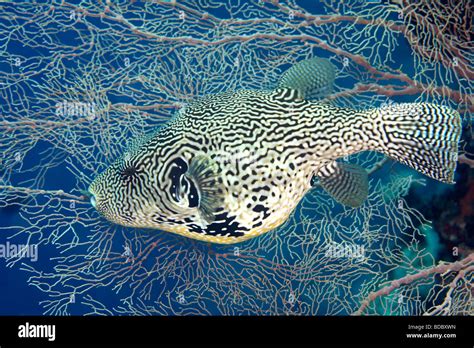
315 161 368 208
187 155 224 223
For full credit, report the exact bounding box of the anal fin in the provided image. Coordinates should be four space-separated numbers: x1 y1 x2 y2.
315 161 368 208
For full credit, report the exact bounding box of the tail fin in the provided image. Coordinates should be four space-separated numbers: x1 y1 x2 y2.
369 103 462 183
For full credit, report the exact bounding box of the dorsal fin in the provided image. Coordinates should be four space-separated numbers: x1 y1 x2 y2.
277 57 336 100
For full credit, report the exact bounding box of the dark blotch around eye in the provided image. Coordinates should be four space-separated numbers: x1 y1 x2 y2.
169 158 188 203
186 177 199 208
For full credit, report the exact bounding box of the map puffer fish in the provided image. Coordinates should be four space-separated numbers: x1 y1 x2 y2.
88 58 462 244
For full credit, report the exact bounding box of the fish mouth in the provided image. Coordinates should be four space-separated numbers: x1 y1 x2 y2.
90 194 97 208
84 188 117 223
81 188 97 208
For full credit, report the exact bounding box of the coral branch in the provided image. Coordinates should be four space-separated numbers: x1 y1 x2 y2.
354 253 474 315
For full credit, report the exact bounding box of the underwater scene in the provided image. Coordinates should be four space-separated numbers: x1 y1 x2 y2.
0 0 472 318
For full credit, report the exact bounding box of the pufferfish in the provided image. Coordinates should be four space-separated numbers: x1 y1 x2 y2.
88 57 461 244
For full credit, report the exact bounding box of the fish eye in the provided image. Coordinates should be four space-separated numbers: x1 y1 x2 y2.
121 165 138 178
